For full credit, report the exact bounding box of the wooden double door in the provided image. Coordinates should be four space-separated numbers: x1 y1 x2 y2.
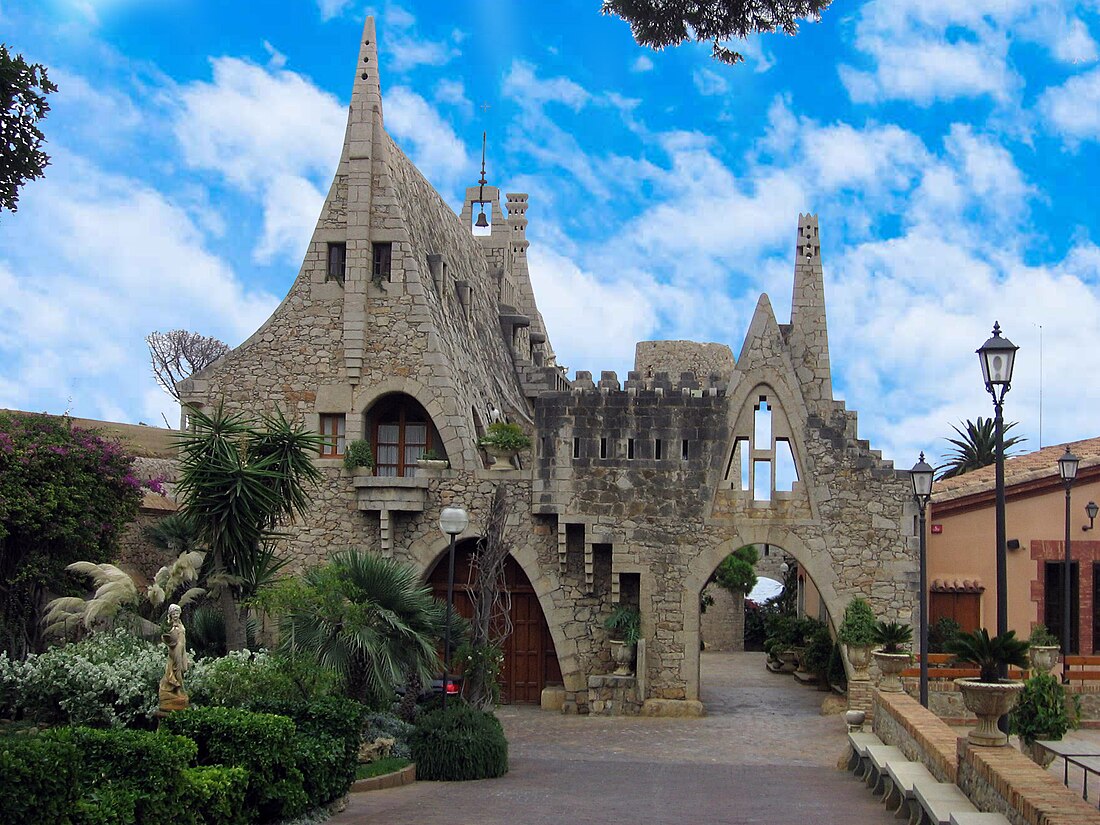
428 543 562 703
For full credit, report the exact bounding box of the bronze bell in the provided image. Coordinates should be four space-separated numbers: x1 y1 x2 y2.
475 209 489 228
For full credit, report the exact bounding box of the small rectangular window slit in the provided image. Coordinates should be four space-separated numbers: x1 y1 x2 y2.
681 439 689 460
600 438 607 459
627 438 635 460
654 439 663 460
573 437 580 459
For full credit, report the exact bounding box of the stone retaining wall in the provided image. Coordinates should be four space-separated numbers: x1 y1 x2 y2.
872 687 1100 825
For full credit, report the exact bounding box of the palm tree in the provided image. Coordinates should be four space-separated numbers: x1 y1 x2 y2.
173 404 323 649
936 418 1026 480
279 550 457 705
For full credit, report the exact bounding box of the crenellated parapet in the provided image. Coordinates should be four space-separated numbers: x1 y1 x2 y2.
569 369 726 397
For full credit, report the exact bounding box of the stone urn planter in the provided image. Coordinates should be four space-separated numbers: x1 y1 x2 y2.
1028 645 1060 676
954 678 1026 746
415 458 449 476
610 640 636 676
872 651 910 693
1020 739 1057 768
775 649 799 673
483 445 517 471
846 644 873 681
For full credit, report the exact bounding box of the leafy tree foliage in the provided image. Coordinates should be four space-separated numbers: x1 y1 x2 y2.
0 413 142 657
173 404 323 649
713 543 758 594
0 44 56 214
602 0 833 65
147 330 229 405
937 417 1026 480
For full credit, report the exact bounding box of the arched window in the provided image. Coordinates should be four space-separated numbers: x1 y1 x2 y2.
367 394 444 477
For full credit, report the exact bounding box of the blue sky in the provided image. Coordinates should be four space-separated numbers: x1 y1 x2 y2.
2 0 1100 470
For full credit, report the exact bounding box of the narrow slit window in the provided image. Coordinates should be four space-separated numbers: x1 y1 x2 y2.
627 438 635 460
600 437 608 459
754 398 772 451
775 439 798 492
372 242 392 283
654 439 663 460
573 437 580 459
739 438 750 491
319 414 346 457
326 243 346 284
681 439 689 460
753 460 772 501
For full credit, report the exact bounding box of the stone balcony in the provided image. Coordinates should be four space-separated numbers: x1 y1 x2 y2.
352 474 430 512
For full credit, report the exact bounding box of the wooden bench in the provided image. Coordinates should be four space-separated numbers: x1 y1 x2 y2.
913 779 977 825
901 654 1025 680
1065 655 1100 684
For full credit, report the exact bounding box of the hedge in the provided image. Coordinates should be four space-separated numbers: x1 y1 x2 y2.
410 702 508 781
0 734 80 825
180 766 249 825
161 706 308 822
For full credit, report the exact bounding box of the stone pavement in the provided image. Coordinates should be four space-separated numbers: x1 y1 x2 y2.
332 652 898 825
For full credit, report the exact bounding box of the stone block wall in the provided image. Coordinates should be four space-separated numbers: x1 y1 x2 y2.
701 587 744 651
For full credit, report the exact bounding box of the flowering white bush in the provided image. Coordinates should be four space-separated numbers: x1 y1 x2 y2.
0 629 163 727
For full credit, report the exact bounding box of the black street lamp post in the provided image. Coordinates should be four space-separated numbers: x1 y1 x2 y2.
910 453 935 708
438 506 469 711
976 322 1018 664
1058 448 1080 683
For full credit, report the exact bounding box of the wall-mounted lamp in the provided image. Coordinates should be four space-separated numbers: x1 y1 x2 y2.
1006 539 1021 551
1085 501 1099 532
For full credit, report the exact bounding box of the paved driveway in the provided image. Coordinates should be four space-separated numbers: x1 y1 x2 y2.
332 652 895 825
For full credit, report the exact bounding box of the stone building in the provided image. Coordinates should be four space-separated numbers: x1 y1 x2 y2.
179 16 920 714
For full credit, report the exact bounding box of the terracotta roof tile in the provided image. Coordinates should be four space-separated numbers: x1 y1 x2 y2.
932 435 1100 504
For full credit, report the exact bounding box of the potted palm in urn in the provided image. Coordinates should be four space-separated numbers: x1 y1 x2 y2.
604 604 641 676
871 621 912 693
1026 624 1060 676
838 598 877 681
947 628 1029 746
478 422 531 471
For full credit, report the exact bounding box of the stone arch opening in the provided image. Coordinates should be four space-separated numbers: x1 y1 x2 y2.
425 538 563 704
363 392 445 476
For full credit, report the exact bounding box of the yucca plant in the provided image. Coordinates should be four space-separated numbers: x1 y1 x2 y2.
871 621 912 654
946 628 1029 683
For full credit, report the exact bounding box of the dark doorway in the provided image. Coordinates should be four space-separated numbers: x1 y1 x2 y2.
428 542 562 703
1045 561 1080 654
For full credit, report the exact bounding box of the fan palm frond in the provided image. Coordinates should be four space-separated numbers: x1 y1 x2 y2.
937 418 1026 480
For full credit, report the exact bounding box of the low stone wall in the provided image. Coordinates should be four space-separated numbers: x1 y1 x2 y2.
901 676 1100 728
872 690 957 782
956 739 1100 825
872 687 1100 825
588 675 641 716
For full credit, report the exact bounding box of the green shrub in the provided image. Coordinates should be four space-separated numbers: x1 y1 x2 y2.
603 604 641 644
363 711 414 760
838 598 876 647
180 766 249 825
928 617 961 653
947 628 1028 683
827 642 847 689
0 734 80 825
410 702 508 781
1010 672 1079 744
187 650 338 708
477 422 531 451
800 621 832 677
44 726 196 824
0 629 163 727
162 706 308 822
71 783 139 825
1028 623 1059 647
713 545 758 595
343 439 374 471
871 621 913 654
244 695 367 804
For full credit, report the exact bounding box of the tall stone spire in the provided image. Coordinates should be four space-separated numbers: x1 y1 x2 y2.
345 16 382 161
787 214 832 409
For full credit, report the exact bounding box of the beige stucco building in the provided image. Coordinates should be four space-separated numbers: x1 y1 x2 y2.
929 438 1100 654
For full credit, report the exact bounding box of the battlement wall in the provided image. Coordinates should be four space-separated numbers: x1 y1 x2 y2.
570 369 726 397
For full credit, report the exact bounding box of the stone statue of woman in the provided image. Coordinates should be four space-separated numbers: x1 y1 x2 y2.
158 603 190 712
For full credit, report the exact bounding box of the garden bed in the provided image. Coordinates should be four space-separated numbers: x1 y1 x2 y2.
351 759 415 793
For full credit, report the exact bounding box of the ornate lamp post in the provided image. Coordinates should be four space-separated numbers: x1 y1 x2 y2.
976 322 1018 661
911 453 935 708
1058 448 1079 683
438 506 469 710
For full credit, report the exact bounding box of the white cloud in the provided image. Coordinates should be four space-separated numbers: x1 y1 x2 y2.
692 68 729 97
839 0 1097 106
262 40 287 70
316 0 352 22
434 78 473 116
174 57 345 263
0 151 278 423
385 86 470 185
503 61 591 110
382 4 461 71
1039 66 1100 143
631 54 654 73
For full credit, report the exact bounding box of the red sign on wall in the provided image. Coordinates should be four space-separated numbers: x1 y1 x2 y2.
931 524 943 534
